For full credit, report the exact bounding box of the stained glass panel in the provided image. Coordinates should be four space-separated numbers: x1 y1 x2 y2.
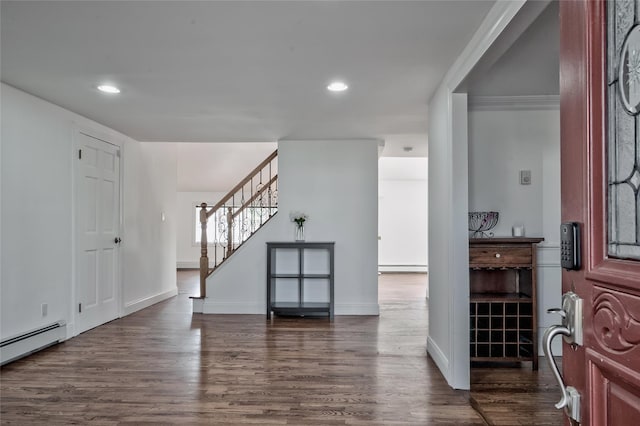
608 0 640 259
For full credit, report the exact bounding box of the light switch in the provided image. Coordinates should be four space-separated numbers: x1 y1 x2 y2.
520 170 532 185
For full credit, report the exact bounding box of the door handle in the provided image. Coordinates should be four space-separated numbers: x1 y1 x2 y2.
114 237 121 244
542 326 569 408
543 291 583 423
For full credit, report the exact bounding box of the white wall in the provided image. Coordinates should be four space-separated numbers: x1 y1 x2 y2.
122 141 178 314
176 191 225 268
468 108 559 237
378 157 428 272
427 88 454 382
1 83 177 340
468 106 562 353
427 91 472 390
198 139 379 315
2 83 76 339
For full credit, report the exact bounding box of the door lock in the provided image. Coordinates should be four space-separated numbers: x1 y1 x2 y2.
548 291 583 345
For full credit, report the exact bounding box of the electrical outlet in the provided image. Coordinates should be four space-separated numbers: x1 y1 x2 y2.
41 303 48 317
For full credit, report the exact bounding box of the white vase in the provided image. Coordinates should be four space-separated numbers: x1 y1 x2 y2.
295 225 305 241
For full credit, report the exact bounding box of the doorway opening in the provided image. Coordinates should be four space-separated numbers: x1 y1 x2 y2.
377 153 429 354
461 1 562 423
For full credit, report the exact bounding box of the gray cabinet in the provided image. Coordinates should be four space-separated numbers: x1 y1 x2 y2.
266 242 335 319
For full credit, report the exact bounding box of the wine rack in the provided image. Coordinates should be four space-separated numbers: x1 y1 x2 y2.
469 237 543 370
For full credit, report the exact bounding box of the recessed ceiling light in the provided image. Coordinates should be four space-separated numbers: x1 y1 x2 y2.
97 84 121 94
327 81 348 92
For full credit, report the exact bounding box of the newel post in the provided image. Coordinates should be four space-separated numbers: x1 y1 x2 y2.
199 203 208 298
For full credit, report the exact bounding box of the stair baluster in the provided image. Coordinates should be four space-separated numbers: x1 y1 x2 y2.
197 150 278 298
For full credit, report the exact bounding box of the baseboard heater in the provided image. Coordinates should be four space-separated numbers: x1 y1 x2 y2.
1 321 66 366
378 265 428 273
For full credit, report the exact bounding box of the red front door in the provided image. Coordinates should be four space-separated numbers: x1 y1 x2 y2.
560 1 640 425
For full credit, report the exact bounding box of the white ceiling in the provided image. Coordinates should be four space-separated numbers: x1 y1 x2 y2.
1 1 495 156
466 1 559 97
177 142 277 192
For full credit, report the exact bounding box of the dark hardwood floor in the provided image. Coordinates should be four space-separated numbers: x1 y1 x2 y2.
470 361 563 425
1 272 482 425
1 272 561 425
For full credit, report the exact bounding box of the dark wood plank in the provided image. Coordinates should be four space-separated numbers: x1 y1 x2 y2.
0 272 483 425
1 271 561 425
470 360 564 425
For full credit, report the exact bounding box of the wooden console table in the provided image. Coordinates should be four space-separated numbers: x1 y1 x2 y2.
469 237 544 370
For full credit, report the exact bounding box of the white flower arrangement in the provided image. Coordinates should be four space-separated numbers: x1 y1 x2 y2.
290 211 308 228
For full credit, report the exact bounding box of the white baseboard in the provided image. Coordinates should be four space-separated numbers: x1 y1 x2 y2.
335 303 380 315
427 336 449 378
65 322 75 340
124 288 178 315
1 321 67 365
202 301 264 314
196 301 380 315
177 261 199 269
378 265 428 273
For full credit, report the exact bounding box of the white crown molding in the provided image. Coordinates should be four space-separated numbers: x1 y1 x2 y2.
469 95 560 111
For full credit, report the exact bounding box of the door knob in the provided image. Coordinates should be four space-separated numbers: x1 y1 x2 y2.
114 237 122 244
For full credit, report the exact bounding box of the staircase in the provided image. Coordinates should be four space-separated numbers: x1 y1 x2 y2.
197 150 278 298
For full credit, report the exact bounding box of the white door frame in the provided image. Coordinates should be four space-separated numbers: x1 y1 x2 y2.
71 124 124 337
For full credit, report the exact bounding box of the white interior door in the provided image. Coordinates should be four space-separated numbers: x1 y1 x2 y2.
75 132 120 334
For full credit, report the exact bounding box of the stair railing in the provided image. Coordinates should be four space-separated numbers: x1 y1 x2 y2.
197 150 278 298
